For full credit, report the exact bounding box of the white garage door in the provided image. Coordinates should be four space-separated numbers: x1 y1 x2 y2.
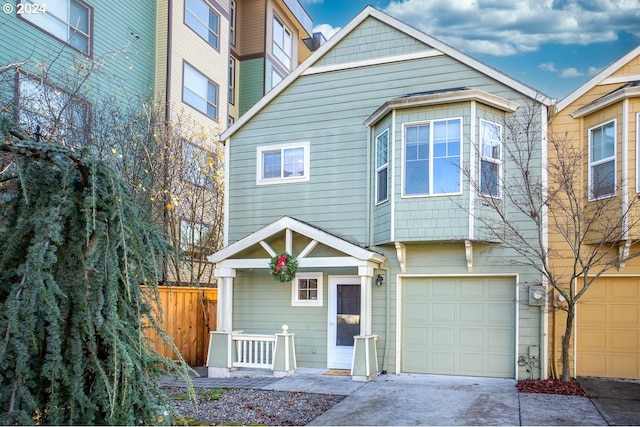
401 277 516 378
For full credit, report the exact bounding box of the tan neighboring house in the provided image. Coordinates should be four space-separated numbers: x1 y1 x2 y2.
230 0 325 119
549 45 640 379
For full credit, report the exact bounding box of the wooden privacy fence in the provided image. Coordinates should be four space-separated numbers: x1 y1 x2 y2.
144 286 218 366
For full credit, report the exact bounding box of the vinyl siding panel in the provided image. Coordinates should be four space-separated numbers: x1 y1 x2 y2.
236 0 266 56
229 50 533 244
238 57 265 115
169 0 229 131
1 1 156 101
316 18 428 67
233 268 356 369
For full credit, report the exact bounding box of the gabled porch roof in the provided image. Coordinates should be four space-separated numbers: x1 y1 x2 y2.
209 216 386 270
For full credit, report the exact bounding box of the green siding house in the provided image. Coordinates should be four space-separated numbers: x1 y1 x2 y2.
209 6 553 380
0 0 156 143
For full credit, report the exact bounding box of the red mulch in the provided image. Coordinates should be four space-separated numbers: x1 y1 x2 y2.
517 379 586 396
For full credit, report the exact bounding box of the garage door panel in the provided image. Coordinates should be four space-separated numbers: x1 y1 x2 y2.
401 277 515 378
611 305 638 324
432 328 456 347
431 303 455 322
459 328 483 346
432 352 455 372
611 330 637 350
488 328 513 350
578 278 640 379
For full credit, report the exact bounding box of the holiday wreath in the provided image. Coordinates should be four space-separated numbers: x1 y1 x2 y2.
269 252 298 282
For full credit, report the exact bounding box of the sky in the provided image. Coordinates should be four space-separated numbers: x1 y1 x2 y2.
300 0 640 100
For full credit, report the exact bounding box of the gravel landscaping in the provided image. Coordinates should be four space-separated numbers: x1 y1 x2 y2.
164 386 345 425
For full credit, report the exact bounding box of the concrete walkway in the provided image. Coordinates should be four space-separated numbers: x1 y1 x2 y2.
160 368 639 426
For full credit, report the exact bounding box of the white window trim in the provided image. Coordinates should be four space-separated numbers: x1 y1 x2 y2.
256 141 310 185
401 118 464 198
375 128 389 205
272 15 292 70
588 119 616 201
479 119 503 198
292 272 323 307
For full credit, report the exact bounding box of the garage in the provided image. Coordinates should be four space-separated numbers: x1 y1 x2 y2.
401 276 516 378
577 277 640 379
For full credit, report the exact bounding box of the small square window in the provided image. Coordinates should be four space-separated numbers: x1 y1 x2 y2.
184 0 220 50
292 273 323 307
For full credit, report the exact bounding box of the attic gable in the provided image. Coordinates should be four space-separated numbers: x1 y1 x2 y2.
314 17 429 68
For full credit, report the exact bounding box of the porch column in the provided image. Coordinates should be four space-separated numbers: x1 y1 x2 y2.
353 265 378 381
358 266 373 335
207 267 236 378
215 268 236 332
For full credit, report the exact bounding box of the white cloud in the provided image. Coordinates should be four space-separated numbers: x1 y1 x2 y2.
538 62 558 72
559 68 584 78
313 23 341 40
380 0 640 56
299 0 324 4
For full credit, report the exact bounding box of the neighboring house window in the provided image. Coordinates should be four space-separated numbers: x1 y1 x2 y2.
270 68 283 91
589 120 616 200
273 16 292 70
180 219 212 254
375 129 389 204
183 62 218 120
228 116 235 126
182 141 207 186
256 142 310 185
17 72 90 146
292 273 323 307
19 0 92 55
479 120 502 197
230 0 237 46
403 118 462 196
184 0 220 50
229 57 236 105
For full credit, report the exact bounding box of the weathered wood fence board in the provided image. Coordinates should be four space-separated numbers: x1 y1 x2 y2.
145 286 217 366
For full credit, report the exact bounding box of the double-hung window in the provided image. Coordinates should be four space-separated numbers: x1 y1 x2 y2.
257 142 310 185
184 0 220 50
479 120 502 197
375 129 389 204
273 16 292 70
183 62 218 120
17 72 90 146
589 120 616 199
20 0 92 55
403 118 461 196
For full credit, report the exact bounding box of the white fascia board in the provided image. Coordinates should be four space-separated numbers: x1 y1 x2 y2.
216 256 378 270
208 216 386 264
570 85 640 118
364 89 519 127
302 49 444 76
362 7 554 107
556 45 640 113
221 5 554 144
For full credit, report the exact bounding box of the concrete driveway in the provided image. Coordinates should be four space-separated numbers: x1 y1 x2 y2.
297 374 607 426
579 376 640 426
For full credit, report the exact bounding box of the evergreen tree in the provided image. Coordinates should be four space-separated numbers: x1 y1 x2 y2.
0 117 189 425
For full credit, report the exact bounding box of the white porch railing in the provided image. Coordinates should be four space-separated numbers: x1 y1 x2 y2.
232 332 276 369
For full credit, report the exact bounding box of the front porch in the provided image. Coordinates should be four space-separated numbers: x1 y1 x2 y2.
206 217 386 381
